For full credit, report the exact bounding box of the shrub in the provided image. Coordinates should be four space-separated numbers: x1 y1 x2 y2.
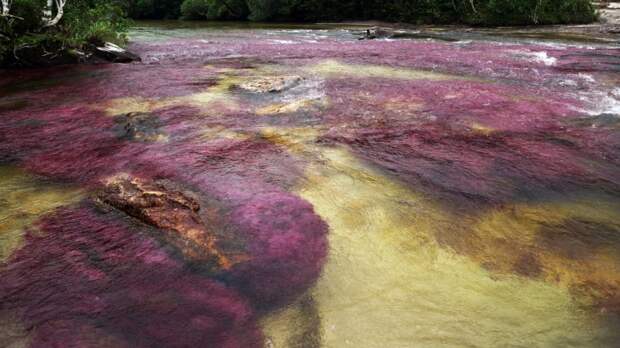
181 0 209 19
459 0 595 25
1 0 129 67
126 0 183 19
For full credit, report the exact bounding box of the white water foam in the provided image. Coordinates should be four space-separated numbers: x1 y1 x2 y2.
524 51 558 66
577 88 620 116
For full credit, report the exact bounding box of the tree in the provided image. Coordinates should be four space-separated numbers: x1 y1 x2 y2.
42 0 66 26
1 0 11 16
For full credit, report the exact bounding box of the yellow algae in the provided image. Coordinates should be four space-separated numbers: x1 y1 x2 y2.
259 127 322 156
306 60 466 81
103 97 167 116
0 167 83 262
261 295 321 348
256 98 328 116
184 73 242 106
465 198 620 306
296 148 614 347
199 126 251 141
470 122 495 135
183 90 239 112
100 74 242 116
258 127 616 347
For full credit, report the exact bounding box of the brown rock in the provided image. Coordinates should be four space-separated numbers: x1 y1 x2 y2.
98 174 240 270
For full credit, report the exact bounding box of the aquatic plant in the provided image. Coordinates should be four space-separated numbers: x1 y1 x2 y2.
0 206 264 347
1 24 619 346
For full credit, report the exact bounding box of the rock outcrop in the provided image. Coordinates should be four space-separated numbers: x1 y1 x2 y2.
98 174 240 270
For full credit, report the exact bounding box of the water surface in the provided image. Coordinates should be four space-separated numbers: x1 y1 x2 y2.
1 21 619 347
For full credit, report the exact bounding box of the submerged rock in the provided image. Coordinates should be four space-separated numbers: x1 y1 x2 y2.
113 112 166 142
98 174 239 270
235 75 303 93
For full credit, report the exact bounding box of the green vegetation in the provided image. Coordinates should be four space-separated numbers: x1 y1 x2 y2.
1 0 597 67
180 0 247 20
170 0 596 25
1 0 129 67
125 0 183 19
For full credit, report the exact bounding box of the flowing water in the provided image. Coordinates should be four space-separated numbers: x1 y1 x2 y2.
1 21 620 347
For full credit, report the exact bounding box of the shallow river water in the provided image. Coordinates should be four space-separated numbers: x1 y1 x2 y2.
1 21 620 347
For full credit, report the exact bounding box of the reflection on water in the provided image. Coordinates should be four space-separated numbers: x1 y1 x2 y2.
1 21 620 347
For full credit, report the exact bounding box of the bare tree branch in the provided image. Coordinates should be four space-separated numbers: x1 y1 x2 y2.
467 0 478 14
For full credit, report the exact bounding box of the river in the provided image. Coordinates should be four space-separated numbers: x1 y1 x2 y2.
0 21 619 347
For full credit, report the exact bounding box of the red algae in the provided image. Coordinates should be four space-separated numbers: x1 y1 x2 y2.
1 22 620 347
1 205 263 348
322 121 620 207
226 192 328 308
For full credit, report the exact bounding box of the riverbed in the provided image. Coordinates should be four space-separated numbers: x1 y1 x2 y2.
1 21 619 347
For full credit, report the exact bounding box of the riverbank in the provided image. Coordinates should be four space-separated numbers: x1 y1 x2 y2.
596 0 620 24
